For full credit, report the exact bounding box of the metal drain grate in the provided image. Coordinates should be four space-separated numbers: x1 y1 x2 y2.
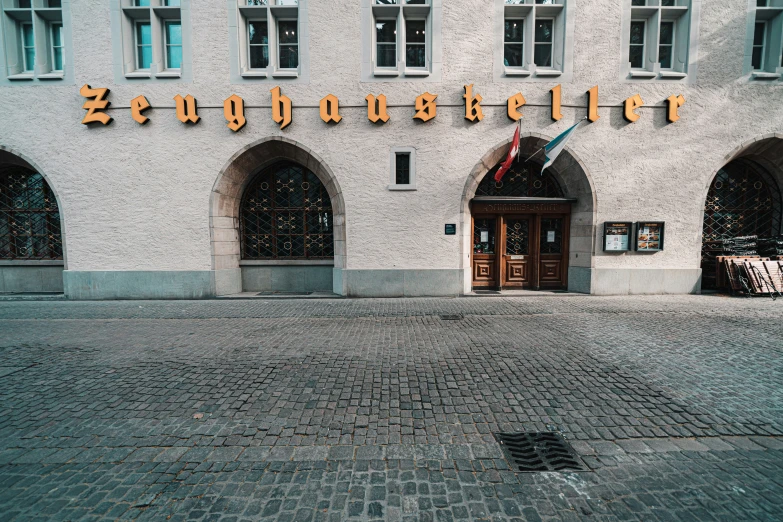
439 314 463 321
494 432 588 472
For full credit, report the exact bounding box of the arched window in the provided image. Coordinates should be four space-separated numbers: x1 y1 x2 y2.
0 166 63 260
476 162 564 198
702 158 781 243
240 161 334 260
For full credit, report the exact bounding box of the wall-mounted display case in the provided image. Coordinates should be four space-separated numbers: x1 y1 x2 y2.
635 222 665 252
603 222 632 252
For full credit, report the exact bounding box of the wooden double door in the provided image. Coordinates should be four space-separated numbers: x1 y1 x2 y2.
472 213 570 290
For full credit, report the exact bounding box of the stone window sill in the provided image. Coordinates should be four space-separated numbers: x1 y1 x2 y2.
272 70 299 78
7 73 34 81
504 67 530 77
404 69 430 77
156 70 181 78
751 71 781 80
374 68 400 77
37 72 64 80
629 70 657 79
388 185 417 191
659 71 688 79
125 71 151 79
535 68 562 77
241 70 268 78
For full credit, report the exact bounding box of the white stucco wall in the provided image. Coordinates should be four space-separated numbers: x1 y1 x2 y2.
0 0 781 295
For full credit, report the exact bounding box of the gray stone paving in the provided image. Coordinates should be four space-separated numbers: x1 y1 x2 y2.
0 295 781 520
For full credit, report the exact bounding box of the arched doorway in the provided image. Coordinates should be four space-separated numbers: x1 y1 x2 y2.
462 135 596 294
210 138 345 296
700 138 783 290
0 148 65 293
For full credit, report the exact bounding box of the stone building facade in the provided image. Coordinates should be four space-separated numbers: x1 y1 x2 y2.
0 0 781 299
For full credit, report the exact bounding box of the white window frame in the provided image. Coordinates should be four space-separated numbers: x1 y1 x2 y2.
533 17 555 69
20 22 34 72
752 20 767 71
388 147 417 191
403 16 428 72
246 19 269 71
163 20 182 71
658 20 675 69
374 17 398 72
622 0 699 82
276 17 299 71
134 20 152 71
50 22 63 72
629 19 647 70
503 16 525 70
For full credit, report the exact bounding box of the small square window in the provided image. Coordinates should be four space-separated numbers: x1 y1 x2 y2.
395 153 410 185
47 0 62 7
389 148 417 190
17 0 32 8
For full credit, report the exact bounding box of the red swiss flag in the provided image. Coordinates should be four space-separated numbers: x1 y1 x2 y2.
494 126 520 183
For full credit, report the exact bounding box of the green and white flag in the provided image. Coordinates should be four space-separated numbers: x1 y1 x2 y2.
541 120 584 174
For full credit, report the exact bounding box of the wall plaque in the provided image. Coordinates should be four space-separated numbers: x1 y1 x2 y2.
635 222 665 252
445 224 456 235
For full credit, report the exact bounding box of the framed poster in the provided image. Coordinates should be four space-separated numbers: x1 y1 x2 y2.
603 222 632 252
635 222 665 252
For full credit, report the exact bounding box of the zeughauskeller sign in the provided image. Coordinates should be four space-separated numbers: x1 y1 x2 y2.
635 222 665 252
603 222 632 252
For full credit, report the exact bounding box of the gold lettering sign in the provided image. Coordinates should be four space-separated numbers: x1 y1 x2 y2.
666 94 685 123
174 94 200 124
587 86 599 122
224 94 246 132
365 94 390 124
270 86 292 130
79 84 112 125
550 85 563 122
624 94 644 123
130 95 151 125
463 84 483 122
507 93 526 122
319 94 342 124
414 92 437 122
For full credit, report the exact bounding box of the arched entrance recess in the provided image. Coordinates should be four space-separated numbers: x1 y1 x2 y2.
700 136 783 290
0 146 67 293
461 134 596 294
210 137 346 296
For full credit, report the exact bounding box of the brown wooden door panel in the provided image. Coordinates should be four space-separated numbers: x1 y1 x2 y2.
504 259 531 284
501 215 535 288
473 256 496 286
539 259 562 285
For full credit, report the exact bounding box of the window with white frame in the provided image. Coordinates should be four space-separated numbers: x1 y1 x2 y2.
232 0 303 79
745 0 783 80
498 0 572 79
367 0 437 78
0 0 70 82
389 147 417 191
113 0 189 80
622 0 700 81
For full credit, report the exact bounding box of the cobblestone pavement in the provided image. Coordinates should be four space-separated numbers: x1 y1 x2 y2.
0 295 781 521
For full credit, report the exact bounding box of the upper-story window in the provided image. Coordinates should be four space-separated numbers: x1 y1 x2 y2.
0 0 71 83
361 0 443 82
745 0 783 82
494 0 575 82
229 0 306 81
110 0 192 83
622 0 701 82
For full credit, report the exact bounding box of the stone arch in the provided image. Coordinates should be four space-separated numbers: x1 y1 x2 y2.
0 145 68 293
210 137 346 295
697 134 783 289
461 133 597 294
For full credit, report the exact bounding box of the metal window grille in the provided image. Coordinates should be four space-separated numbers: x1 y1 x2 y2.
395 153 410 185
0 167 63 260
476 162 564 198
240 162 334 260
